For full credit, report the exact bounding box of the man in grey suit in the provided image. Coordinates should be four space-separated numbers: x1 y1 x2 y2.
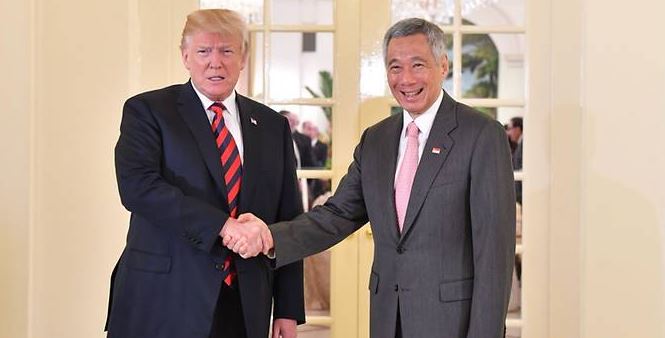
223 18 516 338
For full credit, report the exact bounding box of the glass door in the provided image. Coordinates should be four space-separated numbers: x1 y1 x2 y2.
357 0 526 337
199 1 362 337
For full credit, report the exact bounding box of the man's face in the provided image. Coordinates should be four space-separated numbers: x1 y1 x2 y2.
507 124 522 143
285 112 299 133
386 34 448 116
181 31 246 101
303 122 320 139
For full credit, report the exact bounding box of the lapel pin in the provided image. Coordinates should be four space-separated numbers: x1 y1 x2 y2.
250 117 258 125
431 147 441 154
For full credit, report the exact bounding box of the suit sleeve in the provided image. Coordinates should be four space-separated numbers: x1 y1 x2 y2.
271 130 371 269
467 120 516 338
115 97 228 253
271 119 306 323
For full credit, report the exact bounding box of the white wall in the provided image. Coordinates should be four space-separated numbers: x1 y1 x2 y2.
528 0 665 337
0 0 32 336
580 0 665 336
1 0 195 337
30 0 131 336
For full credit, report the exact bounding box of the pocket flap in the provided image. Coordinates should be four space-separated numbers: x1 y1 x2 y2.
439 278 473 302
127 249 171 273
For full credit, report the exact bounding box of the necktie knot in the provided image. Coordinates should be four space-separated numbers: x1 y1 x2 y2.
406 121 419 138
210 102 225 116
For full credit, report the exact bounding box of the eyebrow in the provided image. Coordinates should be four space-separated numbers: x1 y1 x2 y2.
388 56 428 65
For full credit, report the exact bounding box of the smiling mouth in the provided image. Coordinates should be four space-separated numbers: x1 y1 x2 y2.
401 88 423 98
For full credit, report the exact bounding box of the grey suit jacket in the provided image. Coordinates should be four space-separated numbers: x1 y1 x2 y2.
271 92 516 338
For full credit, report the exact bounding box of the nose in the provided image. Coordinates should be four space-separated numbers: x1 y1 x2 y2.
399 68 416 85
208 51 223 69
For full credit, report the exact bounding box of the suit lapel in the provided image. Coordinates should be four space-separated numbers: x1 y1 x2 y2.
176 82 228 199
235 95 260 214
376 114 403 241
400 92 458 239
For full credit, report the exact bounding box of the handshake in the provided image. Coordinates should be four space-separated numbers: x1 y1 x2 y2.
220 213 273 259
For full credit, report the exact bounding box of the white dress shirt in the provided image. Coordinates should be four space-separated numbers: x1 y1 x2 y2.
394 89 444 185
191 84 244 163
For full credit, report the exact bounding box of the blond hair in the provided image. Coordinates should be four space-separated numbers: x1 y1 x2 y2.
180 9 249 53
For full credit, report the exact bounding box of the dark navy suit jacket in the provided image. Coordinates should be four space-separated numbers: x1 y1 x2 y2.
106 81 305 338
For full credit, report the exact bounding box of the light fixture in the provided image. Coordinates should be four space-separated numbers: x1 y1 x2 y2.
391 0 498 24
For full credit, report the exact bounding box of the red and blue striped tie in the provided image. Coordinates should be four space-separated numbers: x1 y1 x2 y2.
210 102 242 286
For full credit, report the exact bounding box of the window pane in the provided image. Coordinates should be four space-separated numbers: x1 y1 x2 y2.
472 106 497 120
461 34 524 100
498 107 524 127
272 0 334 25
199 0 263 25
442 33 454 94
302 181 333 338
271 105 332 170
269 32 334 100
239 32 264 99
391 0 453 25
463 0 524 26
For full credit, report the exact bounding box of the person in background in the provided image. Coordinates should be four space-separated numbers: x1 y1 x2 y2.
302 121 330 203
504 123 517 154
302 121 328 168
506 116 523 290
507 116 523 205
281 110 315 169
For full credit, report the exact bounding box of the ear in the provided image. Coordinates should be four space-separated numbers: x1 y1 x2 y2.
181 47 191 71
240 47 248 71
440 54 449 78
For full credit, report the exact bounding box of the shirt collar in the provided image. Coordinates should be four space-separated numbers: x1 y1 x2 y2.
401 89 443 139
190 81 239 119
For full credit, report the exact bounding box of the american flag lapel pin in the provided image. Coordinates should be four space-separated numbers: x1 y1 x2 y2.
250 117 258 125
431 147 441 154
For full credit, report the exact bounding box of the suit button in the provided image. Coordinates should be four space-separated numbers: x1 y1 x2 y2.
215 263 224 271
396 246 405 254
394 284 399 292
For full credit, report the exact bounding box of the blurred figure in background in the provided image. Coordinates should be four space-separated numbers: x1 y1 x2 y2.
507 117 523 205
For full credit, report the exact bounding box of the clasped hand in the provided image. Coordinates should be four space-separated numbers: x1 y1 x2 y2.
220 213 273 259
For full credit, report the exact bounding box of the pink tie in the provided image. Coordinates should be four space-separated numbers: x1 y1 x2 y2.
395 122 419 232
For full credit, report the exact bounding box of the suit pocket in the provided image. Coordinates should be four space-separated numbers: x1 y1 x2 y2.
127 249 171 274
439 278 473 303
368 271 379 294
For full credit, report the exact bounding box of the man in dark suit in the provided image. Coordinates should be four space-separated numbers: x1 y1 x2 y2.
226 18 515 338
105 9 304 338
280 110 315 168
303 121 328 168
302 121 329 203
